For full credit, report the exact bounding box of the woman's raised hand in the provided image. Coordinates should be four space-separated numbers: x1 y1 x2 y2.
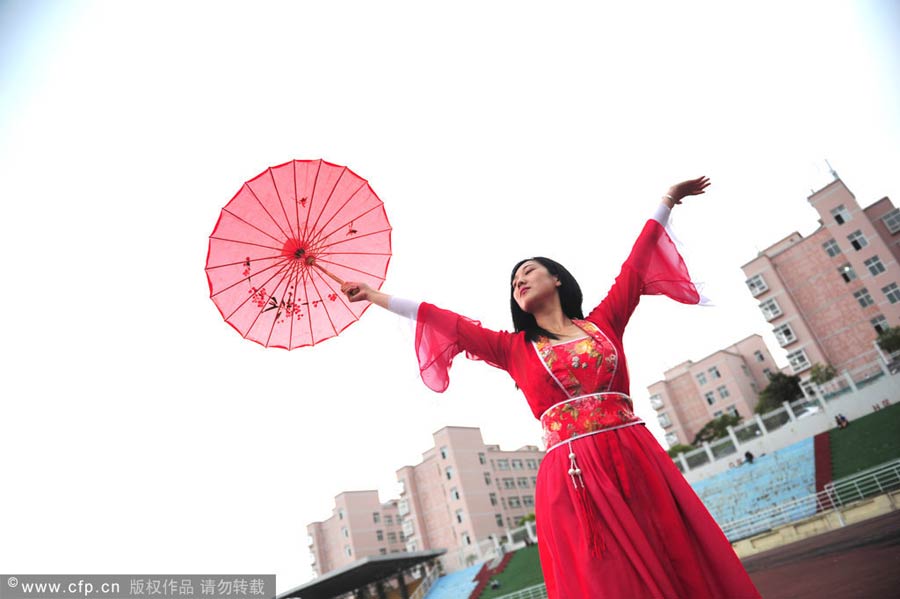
341 281 370 302
665 176 711 205
341 281 391 309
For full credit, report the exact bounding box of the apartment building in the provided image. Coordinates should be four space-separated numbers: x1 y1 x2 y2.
741 178 899 388
397 427 543 554
307 426 544 576
648 335 778 446
307 491 403 577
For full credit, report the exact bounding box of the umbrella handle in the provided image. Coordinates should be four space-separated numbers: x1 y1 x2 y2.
313 263 345 286
312 263 360 297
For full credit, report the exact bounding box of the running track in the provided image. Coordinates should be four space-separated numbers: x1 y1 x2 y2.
743 509 900 598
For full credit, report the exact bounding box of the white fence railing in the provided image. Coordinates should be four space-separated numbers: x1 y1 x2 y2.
719 459 900 541
409 565 440 599
494 583 548 599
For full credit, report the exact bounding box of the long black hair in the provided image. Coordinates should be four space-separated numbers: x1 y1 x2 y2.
509 257 584 342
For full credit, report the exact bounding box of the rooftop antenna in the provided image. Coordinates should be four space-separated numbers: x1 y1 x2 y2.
825 159 839 181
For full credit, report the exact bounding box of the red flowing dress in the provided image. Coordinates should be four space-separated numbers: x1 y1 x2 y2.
410 214 761 598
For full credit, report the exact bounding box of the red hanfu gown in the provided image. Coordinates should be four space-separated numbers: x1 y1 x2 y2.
410 214 761 598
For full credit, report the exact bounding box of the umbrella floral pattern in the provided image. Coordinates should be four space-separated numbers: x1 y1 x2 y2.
206 159 391 348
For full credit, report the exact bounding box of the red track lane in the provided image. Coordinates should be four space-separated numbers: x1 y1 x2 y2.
742 509 900 599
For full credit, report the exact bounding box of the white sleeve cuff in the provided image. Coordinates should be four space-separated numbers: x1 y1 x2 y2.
651 203 671 227
388 296 421 321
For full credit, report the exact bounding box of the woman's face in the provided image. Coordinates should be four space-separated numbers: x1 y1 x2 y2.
511 260 560 313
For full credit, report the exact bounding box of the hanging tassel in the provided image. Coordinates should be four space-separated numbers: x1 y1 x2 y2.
567 443 606 557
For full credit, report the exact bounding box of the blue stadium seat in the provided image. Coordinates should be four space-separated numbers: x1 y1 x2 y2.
690 438 816 528
423 564 483 599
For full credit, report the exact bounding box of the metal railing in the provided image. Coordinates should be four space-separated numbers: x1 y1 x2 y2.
409 566 440 599
494 583 548 599
720 459 900 541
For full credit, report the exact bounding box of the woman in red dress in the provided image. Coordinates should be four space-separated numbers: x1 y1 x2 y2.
341 177 760 598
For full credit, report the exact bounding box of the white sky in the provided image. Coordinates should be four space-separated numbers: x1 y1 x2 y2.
1 0 898 591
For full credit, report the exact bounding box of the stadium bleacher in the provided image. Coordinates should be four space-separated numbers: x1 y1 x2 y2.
422 563 482 599
690 437 817 526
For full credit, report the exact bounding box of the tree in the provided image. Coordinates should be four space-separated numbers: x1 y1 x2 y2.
667 444 694 457
877 326 900 354
755 372 802 414
809 363 836 385
691 414 742 445
516 513 536 526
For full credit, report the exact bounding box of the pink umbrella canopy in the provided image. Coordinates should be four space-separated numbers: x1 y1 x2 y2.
206 159 391 349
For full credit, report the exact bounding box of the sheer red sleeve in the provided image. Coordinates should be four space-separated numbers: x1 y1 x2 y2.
415 303 514 393
587 218 703 337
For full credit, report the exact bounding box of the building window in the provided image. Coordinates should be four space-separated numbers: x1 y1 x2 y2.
388 531 397 543
511 459 523 470
754 350 765 362
883 283 900 304
759 298 783 321
773 323 796 346
503 478 515 489
708 366 721 379
379 548 387 555
345 547 352 557
531 476 538 486
373 512 380 524
823 238 841 257
864 255 886 276
478 452 486 465
705 391 716 405
517 477 529 488
750 382 759 393
847 230 868 251
497 459 510 470
526 459 537 469
523 495 535 507
665 432 679 446
853 288 875 308
376 530 384 541
462 533 472 545
439 446 448 459
495 513 504 527
489 493 497 506
657 412 672 428
831 204 851 225
745 274 768 296
696 372 707 385
717 385 730 399
341 527 348 538
484 472 492 485
763 367 773 379
501 497 507 509
649 393 664 410
508 497 522 508
727 405 739 418
445 466 454 480
450 487 460 500
713 410 723 418
455 509 464 524
872 315 889 334
741 364 751 377
787 349 811 373
838 263 857 283
338 509 345 520
385 515 393 525
883 208 900 234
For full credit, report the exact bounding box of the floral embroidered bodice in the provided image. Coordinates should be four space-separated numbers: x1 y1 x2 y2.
534 320 642 449
534 320 618 398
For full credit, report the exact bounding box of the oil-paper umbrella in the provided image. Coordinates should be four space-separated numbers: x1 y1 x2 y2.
206 159 391 348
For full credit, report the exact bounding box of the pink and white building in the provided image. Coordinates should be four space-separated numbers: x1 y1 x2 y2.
307 491 404 576
307 426 544 577
647 334 778 447
741 178 900 387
